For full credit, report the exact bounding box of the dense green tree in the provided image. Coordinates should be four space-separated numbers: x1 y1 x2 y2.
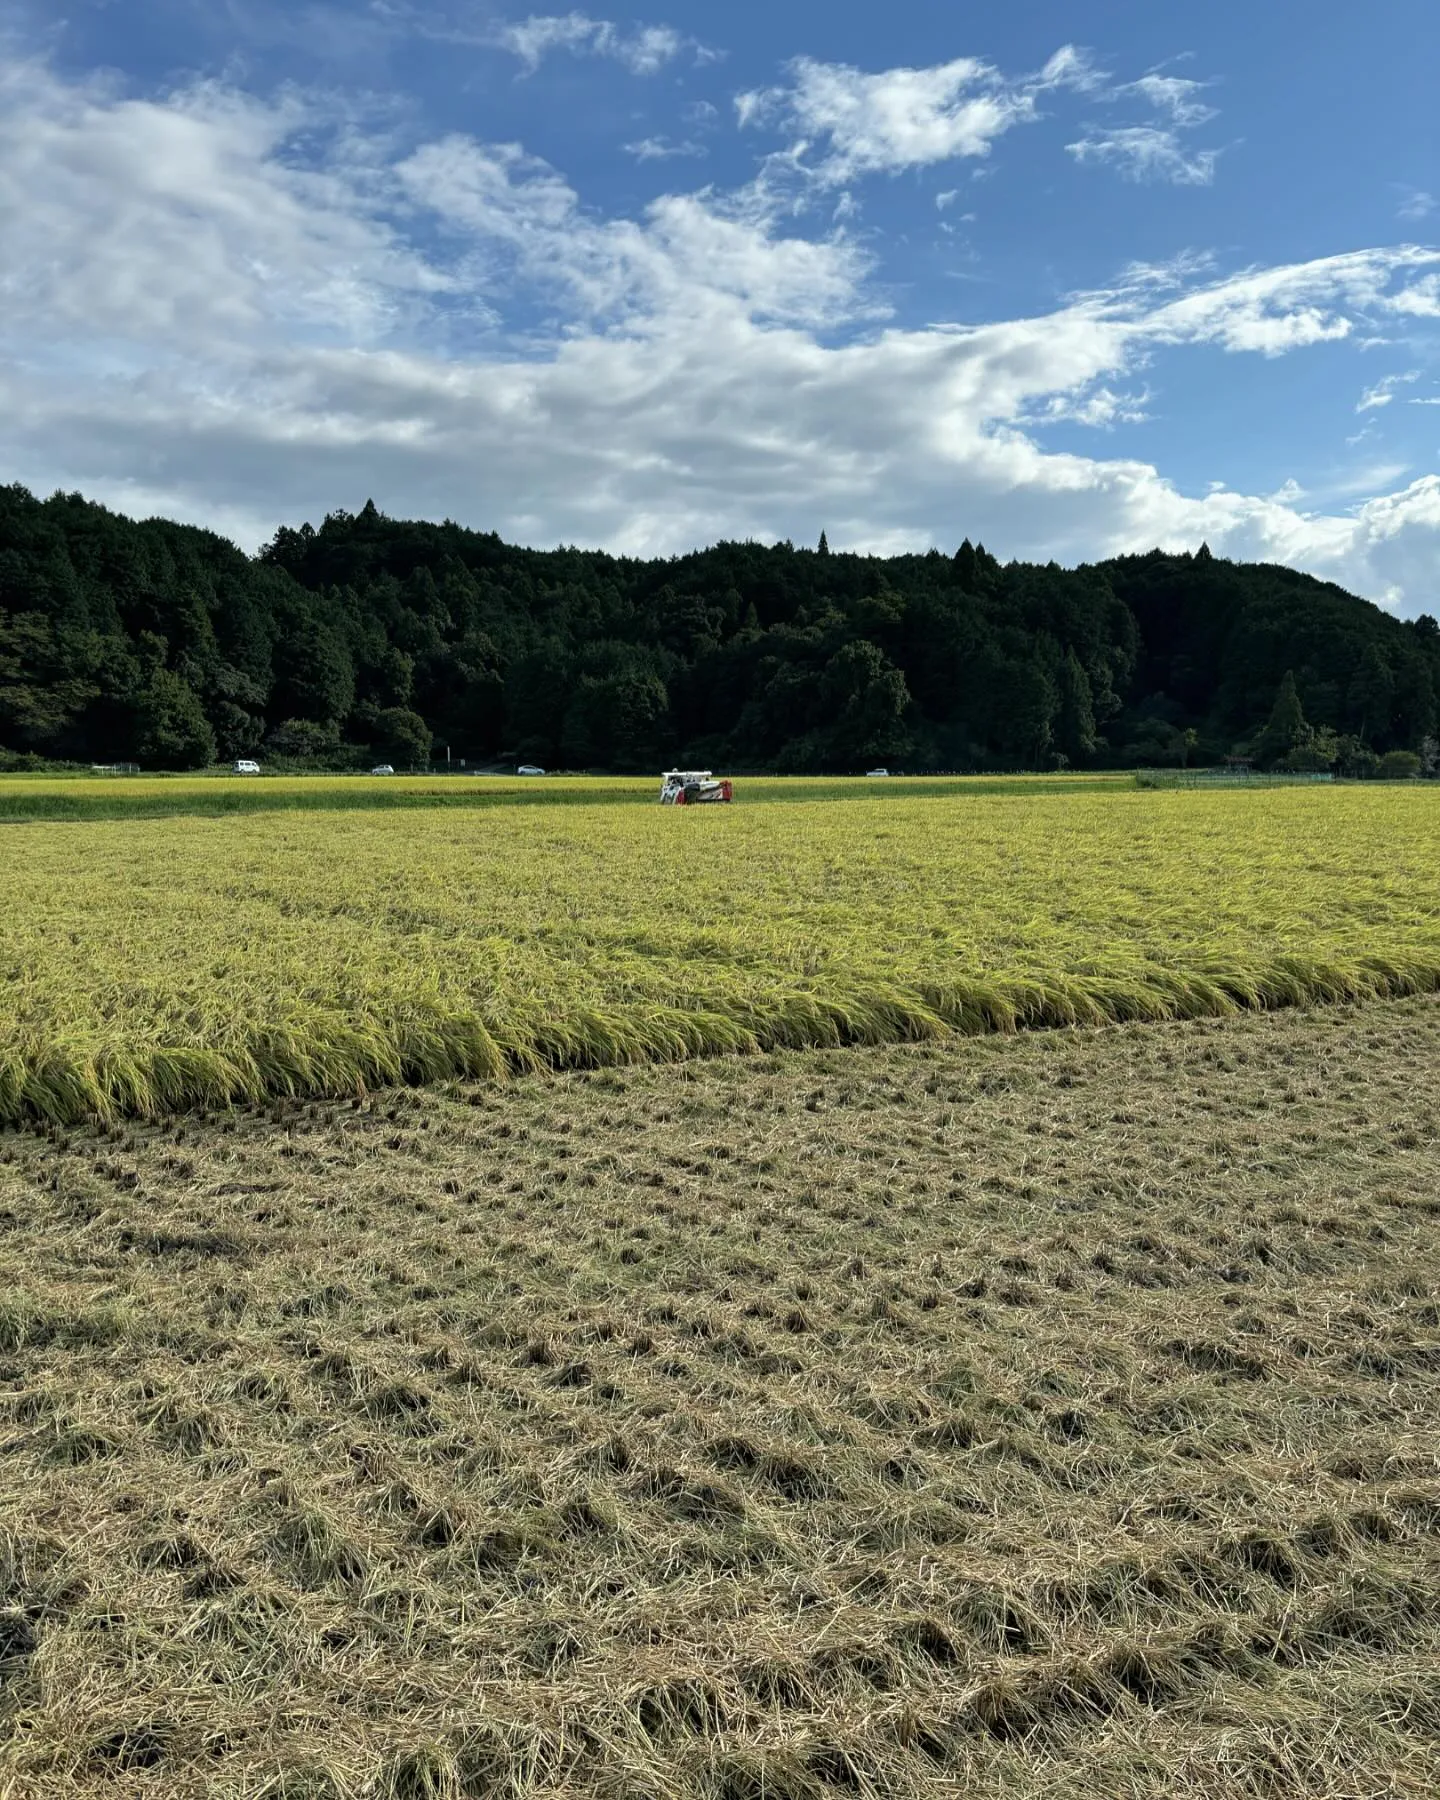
990 656 1057 767
819 639 911 768
1128 716 1187 766
1347 644 1394 744
0 610 97 752
1056 649 1098 763
1278 740 1336 773
563 665 669 768
3 482 1439 775
371 707 432 767
264 718 342 761
1378 749 1422 779
270 615 355 725
134 667 216 769
364 646 415 710
213 701 265 759
1332 734 1380 779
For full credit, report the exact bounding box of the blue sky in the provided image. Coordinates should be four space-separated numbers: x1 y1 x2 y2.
2 1 1438 611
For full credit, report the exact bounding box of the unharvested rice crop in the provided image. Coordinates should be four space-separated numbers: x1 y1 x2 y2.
3 782 1438 1123
0 773 1121 823
0 773 652 823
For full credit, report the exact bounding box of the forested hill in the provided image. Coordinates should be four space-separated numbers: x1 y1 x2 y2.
2 482 1437 774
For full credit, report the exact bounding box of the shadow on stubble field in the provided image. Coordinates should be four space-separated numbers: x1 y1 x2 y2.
1 999 1438 1797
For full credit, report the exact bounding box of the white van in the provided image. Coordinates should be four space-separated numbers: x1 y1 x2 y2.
233 759 261 775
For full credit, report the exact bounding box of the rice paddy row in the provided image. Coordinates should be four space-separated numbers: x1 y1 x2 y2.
3 784 1438 1125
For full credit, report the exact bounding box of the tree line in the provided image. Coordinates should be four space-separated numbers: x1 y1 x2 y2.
2 483 1437 775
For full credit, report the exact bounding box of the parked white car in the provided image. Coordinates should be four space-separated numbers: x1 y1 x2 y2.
866 767 890 778
233 759 261 775
370 764 396 775
517 764 546 775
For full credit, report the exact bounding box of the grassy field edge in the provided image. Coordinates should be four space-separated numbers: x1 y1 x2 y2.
7 946 1440 1126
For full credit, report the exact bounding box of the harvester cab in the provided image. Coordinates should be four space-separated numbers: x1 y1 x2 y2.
659 769 733 806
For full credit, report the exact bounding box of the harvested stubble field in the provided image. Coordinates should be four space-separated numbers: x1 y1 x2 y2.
3 782 1440 1124
2 998 1439 1797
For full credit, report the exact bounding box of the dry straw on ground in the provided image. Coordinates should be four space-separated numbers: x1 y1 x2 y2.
1 997 1437 1796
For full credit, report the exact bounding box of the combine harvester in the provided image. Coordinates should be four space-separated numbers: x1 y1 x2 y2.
659 769 733 805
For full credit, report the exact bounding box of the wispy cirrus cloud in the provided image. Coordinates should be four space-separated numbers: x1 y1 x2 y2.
624 136 707 162
1068 62 1222 185
489 12 707 75
1067 126 1218 185
1121 74 1217 126
1357 371 1421 411
1136 252 1436 355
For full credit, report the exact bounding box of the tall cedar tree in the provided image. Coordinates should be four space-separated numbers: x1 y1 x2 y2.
1253 669 1309 767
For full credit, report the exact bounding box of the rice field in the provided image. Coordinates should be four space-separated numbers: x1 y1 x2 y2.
3 780 1438 1125
0 773 1124 823
4 773 1439 1799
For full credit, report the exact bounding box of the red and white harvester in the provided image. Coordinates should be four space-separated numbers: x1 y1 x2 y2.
659 769 733 805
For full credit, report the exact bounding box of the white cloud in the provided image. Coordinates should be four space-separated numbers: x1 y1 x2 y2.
1133 252 1435 355
935 189 959 210
1069 65 1221 187
736 46 1094 184
393 134 868 328
1112 250 1218 292
1389 274 1440 318
2 60 1440 615
1026 386 1151 429
1397 187 1437 221
1122 74 1217 127
624 136 706 162
1357 370 1420 412
732 89 768 131
491 13 691 75
1067 126 1218 186
1036 46 1106 93
0 61 451 352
